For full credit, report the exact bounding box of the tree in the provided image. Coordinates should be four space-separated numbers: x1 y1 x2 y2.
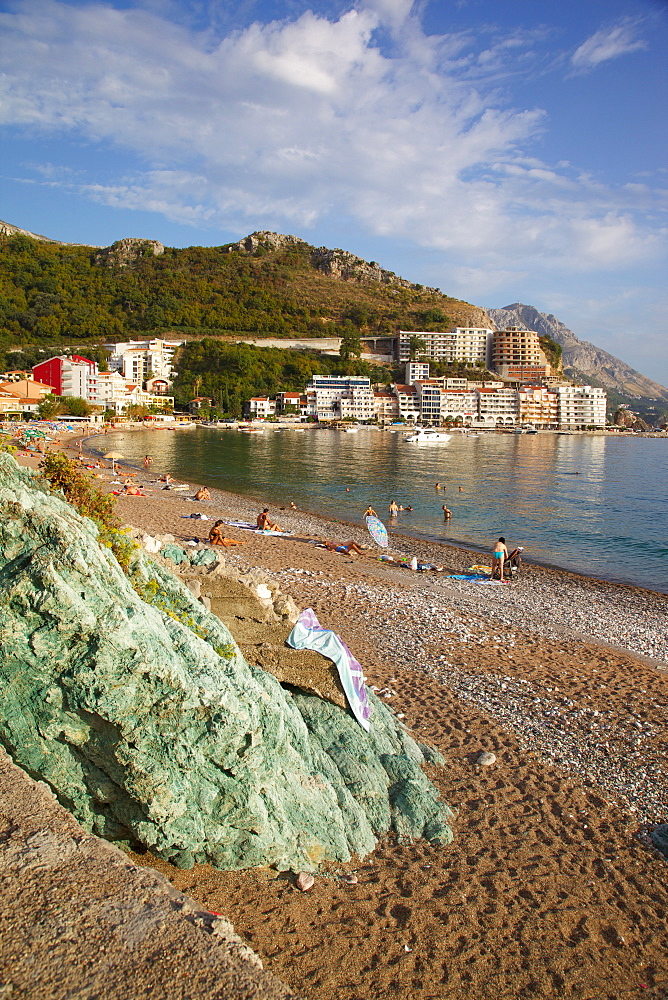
125 403 151 420
37 394 65 419
408 335 427 360
339 326 362 361
62 396 93 417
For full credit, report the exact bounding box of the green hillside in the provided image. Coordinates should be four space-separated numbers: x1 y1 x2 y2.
0 230 487 355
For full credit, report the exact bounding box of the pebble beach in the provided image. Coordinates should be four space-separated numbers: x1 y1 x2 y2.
16 436 668 999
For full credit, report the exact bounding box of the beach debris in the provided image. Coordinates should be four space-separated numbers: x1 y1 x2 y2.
340 873 358 884
296 872 315 892
476 751 497 767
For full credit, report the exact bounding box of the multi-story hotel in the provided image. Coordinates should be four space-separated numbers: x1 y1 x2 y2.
397 328 493 367
491 326 551 380
556 386 606 428
518 386 559 428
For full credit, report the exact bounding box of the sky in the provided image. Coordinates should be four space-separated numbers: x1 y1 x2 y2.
1 0 667 385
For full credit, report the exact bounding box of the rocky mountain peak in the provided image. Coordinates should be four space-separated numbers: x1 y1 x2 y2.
94 238 165 267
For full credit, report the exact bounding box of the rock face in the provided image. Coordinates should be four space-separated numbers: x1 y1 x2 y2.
94 237 165 267
0 456 453 872
222 231 308 255
487 303 668 401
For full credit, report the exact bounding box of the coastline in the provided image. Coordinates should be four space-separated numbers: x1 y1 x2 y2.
82 427 668 595
11 436 668 999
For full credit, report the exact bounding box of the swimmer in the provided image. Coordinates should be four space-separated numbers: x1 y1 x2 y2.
388 500 399 516
435 482 442 490
442 504 452 520
364 506 377 518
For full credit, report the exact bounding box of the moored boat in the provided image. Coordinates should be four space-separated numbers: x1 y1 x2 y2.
403 427 452 444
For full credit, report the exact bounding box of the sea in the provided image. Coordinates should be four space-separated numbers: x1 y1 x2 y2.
99 426 668 595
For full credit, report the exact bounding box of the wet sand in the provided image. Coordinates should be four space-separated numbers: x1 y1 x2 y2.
16 438 668 999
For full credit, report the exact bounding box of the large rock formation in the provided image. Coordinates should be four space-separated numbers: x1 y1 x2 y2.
487 303 668 402
94 237 165 267
0 456 453 872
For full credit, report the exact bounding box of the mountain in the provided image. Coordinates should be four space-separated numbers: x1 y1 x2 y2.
487 303 668 406
0 223 491 351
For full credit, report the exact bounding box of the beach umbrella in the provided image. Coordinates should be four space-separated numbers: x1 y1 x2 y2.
365 514 388 548
103 450 124 472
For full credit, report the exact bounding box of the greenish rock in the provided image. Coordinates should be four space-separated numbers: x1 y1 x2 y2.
189 549 218 567
161 543 189 565
0 454 455 871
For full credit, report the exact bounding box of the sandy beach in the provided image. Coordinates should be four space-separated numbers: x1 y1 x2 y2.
13 435 668 999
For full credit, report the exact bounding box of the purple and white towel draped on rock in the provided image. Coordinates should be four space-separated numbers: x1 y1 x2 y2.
287 608 372 731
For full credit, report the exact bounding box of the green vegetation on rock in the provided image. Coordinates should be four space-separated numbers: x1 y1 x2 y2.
0 229 485 358
0 454 454 871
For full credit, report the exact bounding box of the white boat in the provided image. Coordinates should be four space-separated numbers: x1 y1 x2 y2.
404 427 452 444
343 426 360 433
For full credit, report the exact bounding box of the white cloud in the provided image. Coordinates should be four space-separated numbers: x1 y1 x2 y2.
0 0 664 287
570 19 647 73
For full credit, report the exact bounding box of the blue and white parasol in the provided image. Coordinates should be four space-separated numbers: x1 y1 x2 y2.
365 514 388 548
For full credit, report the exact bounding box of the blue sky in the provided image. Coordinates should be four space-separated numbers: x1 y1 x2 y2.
1 0 666 385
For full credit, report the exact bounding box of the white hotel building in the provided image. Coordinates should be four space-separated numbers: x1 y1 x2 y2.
397 328 493 367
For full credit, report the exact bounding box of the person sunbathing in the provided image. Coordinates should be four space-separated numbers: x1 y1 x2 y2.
120 483 145 496
209 520 245 546
323 540 365 555
257 508 281 531
193 487 210 501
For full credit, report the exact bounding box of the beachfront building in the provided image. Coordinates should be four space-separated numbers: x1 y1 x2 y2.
556 386 607 429
106 339 182 386
397 328 493 366
88 371 174 414
491 326 551 380
441 389 479 425
373 391 400 424
33 355 97 398
413 381 443 425
246 396 277 419
391 384 420 423
305 375 375 422
475 387 519 427
518 386 559 429
275 391 308 416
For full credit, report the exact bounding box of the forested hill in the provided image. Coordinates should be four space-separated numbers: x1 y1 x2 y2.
0 226 490 354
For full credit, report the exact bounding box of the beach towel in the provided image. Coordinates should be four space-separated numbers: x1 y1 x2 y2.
446 573 508 584
287 608 371 732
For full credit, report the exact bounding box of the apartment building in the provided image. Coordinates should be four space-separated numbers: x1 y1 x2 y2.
397 328 493 366
518 386 559 428
475 387 519 426
33 355 96 398
491 326 550 379
373 391 399 424
556 386 606 428
392 384 420 423
305 375 375 422
106 339 182 385
247 397 277 419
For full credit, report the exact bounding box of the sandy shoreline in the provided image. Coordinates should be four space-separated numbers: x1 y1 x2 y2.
12 436 668 999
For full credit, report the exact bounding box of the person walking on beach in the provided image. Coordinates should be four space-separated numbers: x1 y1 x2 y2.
491 537 509 580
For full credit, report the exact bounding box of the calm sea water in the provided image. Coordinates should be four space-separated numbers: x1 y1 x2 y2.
100 427 668 594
